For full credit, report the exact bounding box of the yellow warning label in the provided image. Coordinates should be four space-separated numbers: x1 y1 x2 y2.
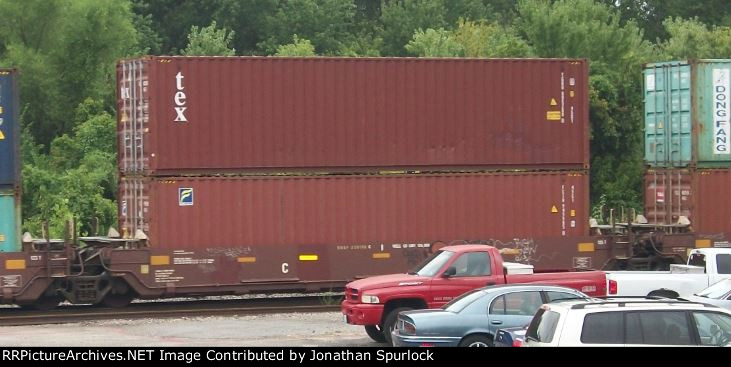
150 255 170 265
570 210 576 217
373 253 391 259
578 243 595 252
550 98 558 106
695 239 711 248
0 130 5 140
5 259 25 270
140 265 149 274
237 256 257 263
570 91 575 98
0 106 3 114
0 234 4 242
299 254 319 261
547 111 561 120
551 206 558 213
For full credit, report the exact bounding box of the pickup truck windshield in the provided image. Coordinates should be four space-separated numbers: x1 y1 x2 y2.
409 250 454 277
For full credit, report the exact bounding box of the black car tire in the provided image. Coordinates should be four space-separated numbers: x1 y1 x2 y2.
382 307 413 345
459 335 493 347
365 325 387 343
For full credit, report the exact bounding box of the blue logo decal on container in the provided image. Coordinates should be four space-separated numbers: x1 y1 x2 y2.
179 188 194 206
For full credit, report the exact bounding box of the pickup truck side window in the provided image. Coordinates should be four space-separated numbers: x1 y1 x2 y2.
451 252 491 277
717 254 731 274
688 253 706 269
693 312 731 346
580 312 623 344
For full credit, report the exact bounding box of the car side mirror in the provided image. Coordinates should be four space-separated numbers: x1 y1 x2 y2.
443 266 456 278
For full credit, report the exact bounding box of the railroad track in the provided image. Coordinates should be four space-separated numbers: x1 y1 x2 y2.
0 296 342 326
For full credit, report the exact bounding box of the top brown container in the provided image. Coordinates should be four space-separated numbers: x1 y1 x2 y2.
117 57 589 175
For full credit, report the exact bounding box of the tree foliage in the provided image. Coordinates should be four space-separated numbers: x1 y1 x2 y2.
275 35 317 56
181 21 236 56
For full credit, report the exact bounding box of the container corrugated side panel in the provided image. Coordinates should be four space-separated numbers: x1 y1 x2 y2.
118 57 589 174
643 169 693 225
695 61 731 167
0 190 20 252
644 62 692 167
695 169 731 233
0 70 19 187
119 172 589 249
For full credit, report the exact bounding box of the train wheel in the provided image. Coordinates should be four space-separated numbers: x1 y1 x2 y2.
101 291 135 308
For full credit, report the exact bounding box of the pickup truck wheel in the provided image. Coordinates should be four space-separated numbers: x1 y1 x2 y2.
365 325 386 343
382 307 412 345
459 335 493 347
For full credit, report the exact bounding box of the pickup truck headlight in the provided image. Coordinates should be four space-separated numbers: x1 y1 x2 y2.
361 294 380 304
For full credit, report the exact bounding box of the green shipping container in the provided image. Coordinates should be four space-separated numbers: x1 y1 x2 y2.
644 60 731 168
0 190 20 252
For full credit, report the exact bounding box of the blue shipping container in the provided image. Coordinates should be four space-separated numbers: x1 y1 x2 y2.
644 60 731 167
0 69 19 187
0 190 20 252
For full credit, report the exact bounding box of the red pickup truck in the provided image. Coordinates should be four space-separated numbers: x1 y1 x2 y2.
341 244 607 344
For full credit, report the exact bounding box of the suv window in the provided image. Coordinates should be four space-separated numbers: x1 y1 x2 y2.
526 308 560 343
718 254 731 275
625 311 691 345
581 312 623 344
451 252 491 277
693 312 731 346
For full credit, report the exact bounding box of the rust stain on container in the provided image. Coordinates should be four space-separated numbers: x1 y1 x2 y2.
644 168 731 234
119 171 589 250
117 57 589 174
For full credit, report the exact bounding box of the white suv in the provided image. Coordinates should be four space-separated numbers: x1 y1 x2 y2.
524 298 731 347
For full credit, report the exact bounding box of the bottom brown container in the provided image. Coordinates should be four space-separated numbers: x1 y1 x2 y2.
120 171 589 249
645 168 731 235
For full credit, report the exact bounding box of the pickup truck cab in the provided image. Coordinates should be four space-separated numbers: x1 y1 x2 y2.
606 248 731 298
341 244 607 344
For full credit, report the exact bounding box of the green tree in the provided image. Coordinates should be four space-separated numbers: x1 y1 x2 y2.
0 0 137 147
182 21 236 56
659 18 731 59
405 28 463 57
451 19 533 57
258 0 357 55
275 35 317 56
379 0 449 56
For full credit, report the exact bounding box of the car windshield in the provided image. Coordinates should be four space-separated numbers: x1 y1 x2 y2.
442 288 487 312
696 279 731 299
409 250 454 277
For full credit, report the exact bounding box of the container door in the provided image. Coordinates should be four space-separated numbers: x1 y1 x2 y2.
696 61 731 167
645 62 692 167
644 169 693 226
0 191 20 252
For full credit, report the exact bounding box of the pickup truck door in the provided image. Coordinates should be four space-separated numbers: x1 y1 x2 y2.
428 251 500 307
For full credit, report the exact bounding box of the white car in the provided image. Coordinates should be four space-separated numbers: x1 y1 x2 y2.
524 298 731 347
684 279 731 311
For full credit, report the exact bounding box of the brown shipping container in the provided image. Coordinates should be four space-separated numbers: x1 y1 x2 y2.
644 168 731 234
117 57 589 174
119 172 589 249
